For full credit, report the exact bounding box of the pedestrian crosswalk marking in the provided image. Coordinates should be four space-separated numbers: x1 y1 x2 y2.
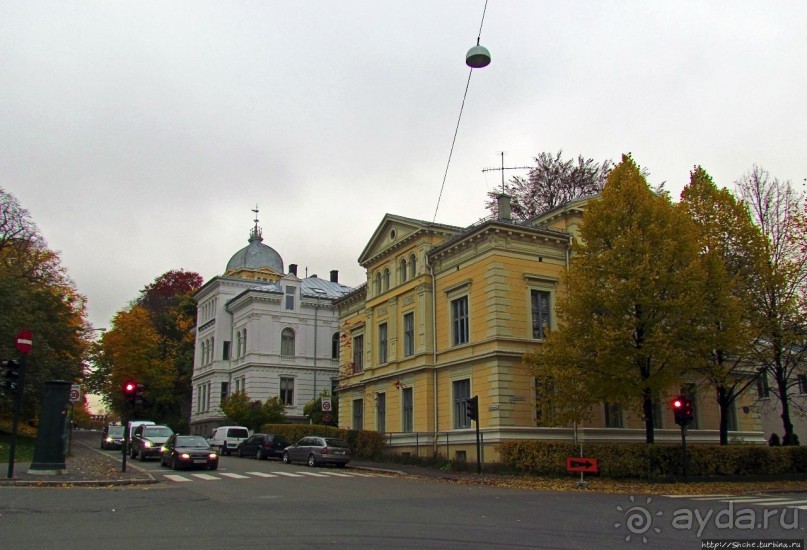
190 473 220 480
161 469 377 483
164 474 191 482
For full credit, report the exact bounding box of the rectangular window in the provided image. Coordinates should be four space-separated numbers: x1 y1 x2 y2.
757 371 770 398
726 402 738 431
222 341 230 360
376 392 386 433
285 286 295 310
403 312 414 356
402 387 413 432
799 375 807 395
531 289 551 339
352 399 364 430
353 335 364 373
451 296 469 346
604 402 623 428
453 379 471 429
378 323 388 364
220 382 228 404
280 377 294 406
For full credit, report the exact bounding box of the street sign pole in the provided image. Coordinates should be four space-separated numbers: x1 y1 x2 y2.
7 330 32 479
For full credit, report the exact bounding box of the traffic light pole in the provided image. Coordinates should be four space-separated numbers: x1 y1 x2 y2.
475 416 481 474
122 411 129 473
6 355 26 479
680 423 688 480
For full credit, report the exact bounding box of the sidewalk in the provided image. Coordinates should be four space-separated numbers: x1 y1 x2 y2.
0 437 156 487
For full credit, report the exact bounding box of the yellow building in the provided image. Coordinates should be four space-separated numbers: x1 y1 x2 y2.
335 196 763 464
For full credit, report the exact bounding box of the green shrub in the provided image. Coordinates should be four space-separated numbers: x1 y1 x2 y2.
498 440 807 479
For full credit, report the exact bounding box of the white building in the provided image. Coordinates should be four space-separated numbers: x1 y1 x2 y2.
190 219 353 435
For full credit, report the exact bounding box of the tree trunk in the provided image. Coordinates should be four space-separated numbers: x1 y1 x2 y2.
643 388 654 444
717 386 729 445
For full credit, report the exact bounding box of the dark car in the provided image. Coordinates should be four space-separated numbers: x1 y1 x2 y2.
160 434 219 471
101 424 125 450
236 433 289 460
282 436 351 468
130 424 174 461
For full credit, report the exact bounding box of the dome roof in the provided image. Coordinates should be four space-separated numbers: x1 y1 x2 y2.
226 224 284 274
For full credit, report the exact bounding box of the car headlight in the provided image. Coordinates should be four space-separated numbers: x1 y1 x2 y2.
144 441 153 448
105 437 113 443
209 453 218 459
180 453 191 459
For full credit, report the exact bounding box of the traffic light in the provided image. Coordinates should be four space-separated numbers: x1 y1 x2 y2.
2 359 21 394
466 395 479 422
672 396 694 426
134 383 144 406
123 380 137 407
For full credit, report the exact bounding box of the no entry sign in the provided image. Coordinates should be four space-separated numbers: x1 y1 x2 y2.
15 330 32 354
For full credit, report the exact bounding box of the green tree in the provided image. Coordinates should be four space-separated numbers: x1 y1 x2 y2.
736 166 807 445
90 270 202 431
0 188 91 419
303 391 338 426
680 167 766 444
220 391 286 431
526 156 706 443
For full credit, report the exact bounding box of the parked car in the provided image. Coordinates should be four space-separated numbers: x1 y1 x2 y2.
100 424 125 450
282 436 351 468
208 425 250 456
130 424 174 461
160 434 219 471
236 433 289 460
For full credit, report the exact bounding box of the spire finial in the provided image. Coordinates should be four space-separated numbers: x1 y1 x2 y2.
249 204 263 242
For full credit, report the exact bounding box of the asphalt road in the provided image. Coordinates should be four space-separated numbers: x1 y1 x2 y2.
1 432 804 549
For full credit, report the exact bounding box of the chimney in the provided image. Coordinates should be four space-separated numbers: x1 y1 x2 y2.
289 264 297 276
497 194 512 221
330 270 339 283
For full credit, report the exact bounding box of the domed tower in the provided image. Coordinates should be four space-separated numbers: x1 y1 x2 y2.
224 206 284 280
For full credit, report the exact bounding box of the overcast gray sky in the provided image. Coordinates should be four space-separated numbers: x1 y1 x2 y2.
2 1 805 331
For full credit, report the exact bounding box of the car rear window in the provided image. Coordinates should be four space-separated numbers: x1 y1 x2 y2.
324 438 350 448
227 428 249 438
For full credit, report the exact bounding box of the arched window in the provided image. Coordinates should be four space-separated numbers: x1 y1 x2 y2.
375 272 382 295
409 254 417 278
281 328 296 356
400 259 407 283
383 268 390 291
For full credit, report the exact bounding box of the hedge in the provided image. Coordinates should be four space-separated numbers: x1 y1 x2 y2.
498 441 807 479
259 423 386 460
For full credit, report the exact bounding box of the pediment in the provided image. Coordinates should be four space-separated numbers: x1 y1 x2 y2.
358 214 435 267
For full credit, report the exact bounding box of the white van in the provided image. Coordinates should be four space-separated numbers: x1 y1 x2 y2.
127 420 155 441
209 426 250 456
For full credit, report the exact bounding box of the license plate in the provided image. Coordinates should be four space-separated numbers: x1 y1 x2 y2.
334 451 345 455
193 459 206 464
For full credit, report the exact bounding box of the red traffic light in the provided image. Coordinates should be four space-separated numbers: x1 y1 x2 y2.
123 380 137 395
672 398 683 409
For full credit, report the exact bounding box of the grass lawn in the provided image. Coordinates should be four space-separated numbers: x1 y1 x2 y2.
0 431 36 462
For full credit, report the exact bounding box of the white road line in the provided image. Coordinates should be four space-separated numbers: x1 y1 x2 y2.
317 471 353 477
270 471 304 477
744 499 807 506
163 474 192 482
789 505 807 510
296 471 328 477
219 472 250 479
344 471 375 477
664 494 731 499
247 472 278 478
190 473 221 480
726 497 794 503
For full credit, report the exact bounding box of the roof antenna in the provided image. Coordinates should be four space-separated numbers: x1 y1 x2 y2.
250 204 262 241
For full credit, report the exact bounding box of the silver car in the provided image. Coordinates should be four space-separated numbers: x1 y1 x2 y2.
282 436 351 468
